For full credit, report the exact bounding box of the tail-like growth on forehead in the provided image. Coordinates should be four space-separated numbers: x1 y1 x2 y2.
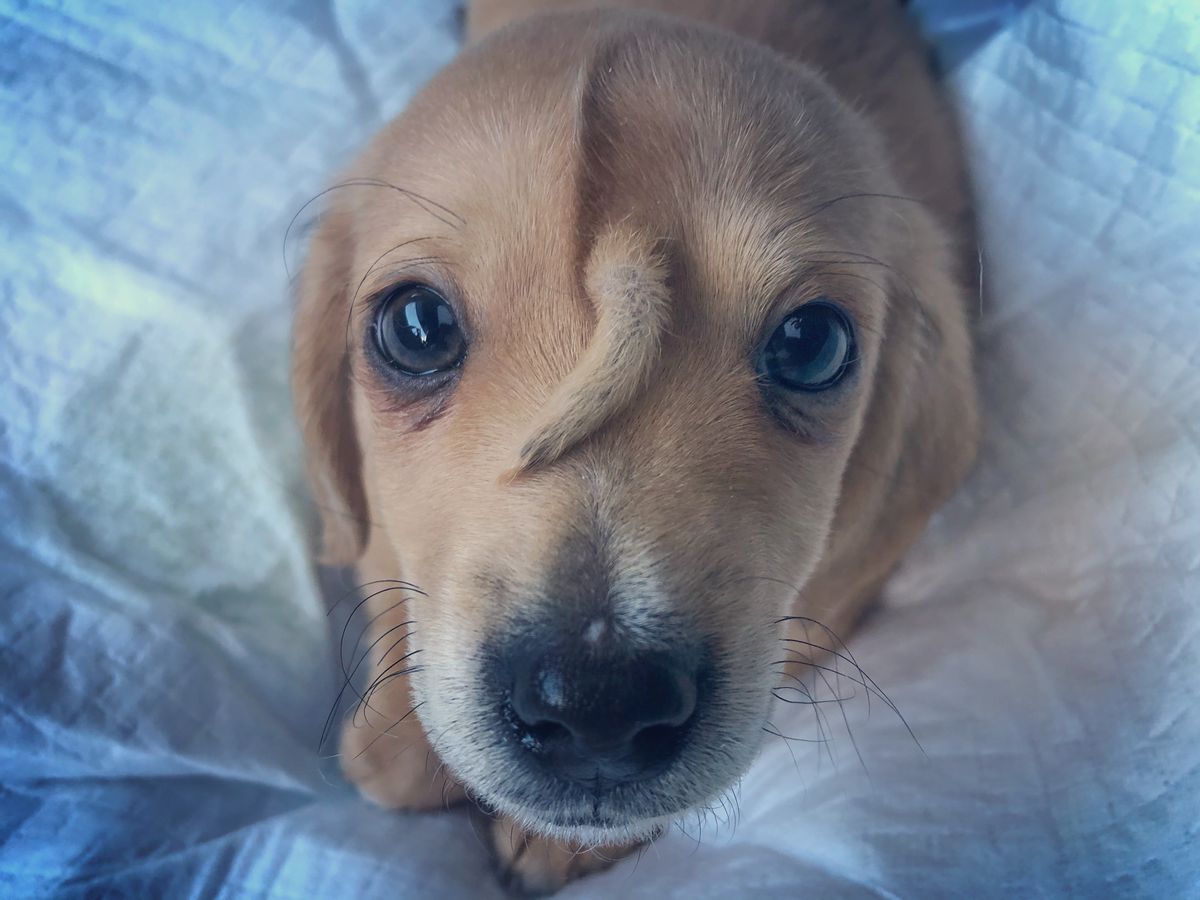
516 226 669 472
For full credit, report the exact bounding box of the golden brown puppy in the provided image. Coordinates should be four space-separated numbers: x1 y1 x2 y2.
294 0 978 892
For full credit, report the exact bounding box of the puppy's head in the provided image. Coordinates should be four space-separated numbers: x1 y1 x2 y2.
294 12 977 844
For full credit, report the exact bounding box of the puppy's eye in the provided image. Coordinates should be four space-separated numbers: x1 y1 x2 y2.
372 284 465 375
760 300 855 391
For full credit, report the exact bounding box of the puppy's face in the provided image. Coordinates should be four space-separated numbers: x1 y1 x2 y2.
296 15 976 844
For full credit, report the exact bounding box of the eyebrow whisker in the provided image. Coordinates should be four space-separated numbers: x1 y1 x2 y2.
284 176 465 280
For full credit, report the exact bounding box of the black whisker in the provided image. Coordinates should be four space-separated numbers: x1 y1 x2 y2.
318 581 425 750
336 585 414 683
777 615 923 754
771 687 858 706
769 191 927 245
350 700 427 761
779 634 893 721
342 242 436 372
326 578 424 616
761 722 828 745
771 654 879 703
343 622 415 716
284 177 465 280
359 652 425 718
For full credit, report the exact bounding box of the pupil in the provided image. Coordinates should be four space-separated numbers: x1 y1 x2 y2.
766 304 850 389
783 314 831 366
396 294 450 351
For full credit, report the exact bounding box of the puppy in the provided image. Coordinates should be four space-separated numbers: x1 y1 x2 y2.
293 0 978 892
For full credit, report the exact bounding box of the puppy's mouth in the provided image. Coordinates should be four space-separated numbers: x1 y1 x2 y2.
483 749 699 845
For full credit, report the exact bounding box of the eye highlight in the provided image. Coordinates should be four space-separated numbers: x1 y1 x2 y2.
371 284 465 376
759 300 856 391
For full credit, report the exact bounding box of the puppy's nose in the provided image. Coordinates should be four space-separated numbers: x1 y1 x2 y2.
505 649 698 784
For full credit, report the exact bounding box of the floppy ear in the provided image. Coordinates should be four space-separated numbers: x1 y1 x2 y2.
797 210 979 636
292 207 370 565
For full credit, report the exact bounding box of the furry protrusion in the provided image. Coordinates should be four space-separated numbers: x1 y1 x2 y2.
515 227 670 471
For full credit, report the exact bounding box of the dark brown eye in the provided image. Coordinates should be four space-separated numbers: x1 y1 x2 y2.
759 300 855 391
372 284 465 376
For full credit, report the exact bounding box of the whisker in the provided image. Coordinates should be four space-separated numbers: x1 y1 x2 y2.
326 578 424 616
284 177 465 281
773 652 890 721
359 655 425 717
344 624 415 726
342 243 436 369
351 700 427 761
770 191 927 244
318 581 424 749
357 644 422 717
778 629 905 729
771 687 858 706
808 645 865 772
336 585 414 686
761 722 827 745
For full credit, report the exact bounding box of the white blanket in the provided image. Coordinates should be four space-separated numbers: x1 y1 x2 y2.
2 1 1197 896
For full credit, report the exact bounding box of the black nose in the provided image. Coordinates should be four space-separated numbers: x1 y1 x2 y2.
504 648 699 785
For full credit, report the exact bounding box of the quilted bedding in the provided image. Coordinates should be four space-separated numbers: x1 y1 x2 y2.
1 1 1197 896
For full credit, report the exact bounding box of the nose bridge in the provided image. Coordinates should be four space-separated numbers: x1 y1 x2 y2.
502 359 773 639
608 356 765 493
579 387 770 576
529 499 676 649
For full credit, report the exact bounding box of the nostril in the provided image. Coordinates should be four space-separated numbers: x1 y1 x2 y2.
523 718 571 752
502 697 567 752
654 667 698 729
630 720 689 768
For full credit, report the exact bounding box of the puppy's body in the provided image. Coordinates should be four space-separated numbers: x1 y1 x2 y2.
295 0 977 892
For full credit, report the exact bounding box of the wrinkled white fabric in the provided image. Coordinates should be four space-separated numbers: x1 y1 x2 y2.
1 1 1196 896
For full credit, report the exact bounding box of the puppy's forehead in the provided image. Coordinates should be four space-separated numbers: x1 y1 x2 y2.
354 14 893 319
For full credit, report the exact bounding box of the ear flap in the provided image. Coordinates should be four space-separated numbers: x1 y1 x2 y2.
292 207 370 565
797 211 979 637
